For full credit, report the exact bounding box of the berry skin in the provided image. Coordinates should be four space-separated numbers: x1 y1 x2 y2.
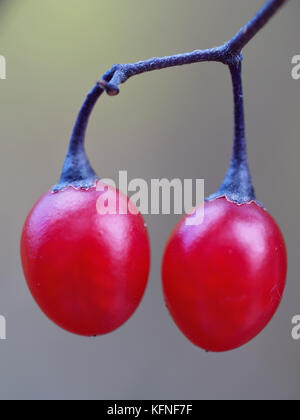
162 197 287 352
21 184 150 336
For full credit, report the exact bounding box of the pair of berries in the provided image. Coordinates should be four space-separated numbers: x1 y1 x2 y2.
21 81 287 353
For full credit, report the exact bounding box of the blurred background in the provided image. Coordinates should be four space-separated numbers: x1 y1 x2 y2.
0 0 299 400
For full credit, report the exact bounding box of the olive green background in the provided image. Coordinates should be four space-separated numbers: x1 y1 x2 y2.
0 0 299 400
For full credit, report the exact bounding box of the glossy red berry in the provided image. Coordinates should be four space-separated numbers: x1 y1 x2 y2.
162 197 287 352
162 63 287 352
21 184 150 336
21 85 150 336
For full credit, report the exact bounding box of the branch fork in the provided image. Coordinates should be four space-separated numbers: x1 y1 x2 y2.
54 0 289 201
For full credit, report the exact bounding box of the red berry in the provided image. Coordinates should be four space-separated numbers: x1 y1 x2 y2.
162 197 287 352
21 184 150 336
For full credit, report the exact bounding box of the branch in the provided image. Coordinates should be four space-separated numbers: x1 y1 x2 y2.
54 0 290 193
98 0 289 96
228 0 288 53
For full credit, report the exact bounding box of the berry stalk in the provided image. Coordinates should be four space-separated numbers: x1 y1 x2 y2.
207 63 257 204
53 85 104 191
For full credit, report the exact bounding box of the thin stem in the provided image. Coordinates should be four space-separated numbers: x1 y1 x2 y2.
53 85 104 191
230 63 247 164
99 47 229 95
228 0 288 53
67 85 104 156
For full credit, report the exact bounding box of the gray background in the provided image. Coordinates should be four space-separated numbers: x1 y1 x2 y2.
0 0 299 400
